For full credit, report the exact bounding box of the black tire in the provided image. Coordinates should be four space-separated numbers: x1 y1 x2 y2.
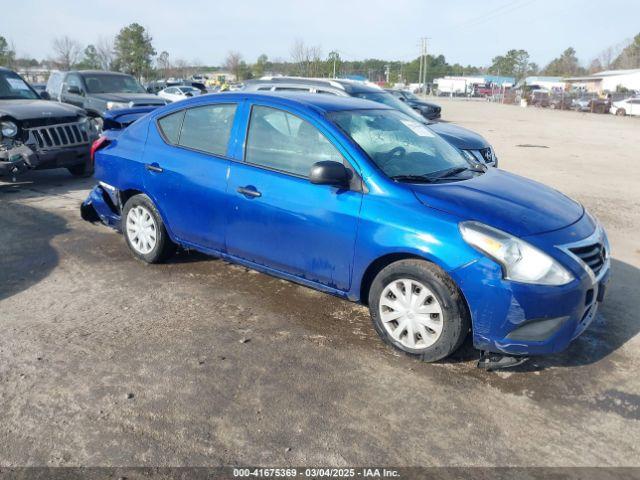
67 159 94 177
368 259 470 362
616 108 626 116
121 194 176 263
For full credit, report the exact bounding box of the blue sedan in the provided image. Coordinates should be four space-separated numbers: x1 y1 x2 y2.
82 92 610 365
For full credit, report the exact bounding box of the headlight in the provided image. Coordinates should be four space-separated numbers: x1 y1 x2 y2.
106 101 130 110
459 221 573 286
1 120 18 138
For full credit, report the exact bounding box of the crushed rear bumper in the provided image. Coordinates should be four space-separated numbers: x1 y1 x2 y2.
81 183 122 230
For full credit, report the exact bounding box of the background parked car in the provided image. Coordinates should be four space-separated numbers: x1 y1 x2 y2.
57 70 166 128
527 90 550 107
572 94 593 112
385 89 441 120
158 85 202 103
0 67 97 178
610 97 640 116
549 94 573 110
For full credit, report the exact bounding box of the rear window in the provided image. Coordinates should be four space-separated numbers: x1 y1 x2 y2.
157 110 185 144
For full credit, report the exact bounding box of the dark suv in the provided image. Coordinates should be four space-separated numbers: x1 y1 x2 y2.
56 71 166 127
1 67 97 178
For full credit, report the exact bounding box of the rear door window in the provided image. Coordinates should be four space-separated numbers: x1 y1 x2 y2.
178 104 237 156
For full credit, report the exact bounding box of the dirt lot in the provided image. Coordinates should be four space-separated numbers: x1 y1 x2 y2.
1 100 639 467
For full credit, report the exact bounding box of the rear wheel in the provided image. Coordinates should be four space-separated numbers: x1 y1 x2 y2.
368 259 469 362
122 194 175 263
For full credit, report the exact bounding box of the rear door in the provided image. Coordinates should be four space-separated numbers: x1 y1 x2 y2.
224 103 363 291
142 102 240 250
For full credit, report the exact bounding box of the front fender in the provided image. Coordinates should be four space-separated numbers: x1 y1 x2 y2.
349 192 482 301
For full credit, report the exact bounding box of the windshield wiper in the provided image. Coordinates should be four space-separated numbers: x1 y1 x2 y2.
431 166 471 180
390 174 437 184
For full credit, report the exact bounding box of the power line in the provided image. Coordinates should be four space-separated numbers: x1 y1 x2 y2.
453 0 536 31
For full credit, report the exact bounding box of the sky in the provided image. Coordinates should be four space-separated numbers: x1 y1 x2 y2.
2 0 639 68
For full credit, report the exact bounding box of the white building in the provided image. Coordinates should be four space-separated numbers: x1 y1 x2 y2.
566 69 640 93
519 76 567 91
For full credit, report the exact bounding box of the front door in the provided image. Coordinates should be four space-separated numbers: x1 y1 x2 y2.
225 104 363 291
142 102 238 250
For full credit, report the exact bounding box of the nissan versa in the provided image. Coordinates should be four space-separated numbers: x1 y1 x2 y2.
81 92 611 367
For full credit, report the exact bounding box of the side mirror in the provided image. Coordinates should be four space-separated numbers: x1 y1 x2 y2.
67 85 82 95
398 96 406 102
309 161 350 188
39 91 51 100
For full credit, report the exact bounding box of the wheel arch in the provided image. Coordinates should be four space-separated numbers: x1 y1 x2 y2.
119 188 179 244
358 252 439 305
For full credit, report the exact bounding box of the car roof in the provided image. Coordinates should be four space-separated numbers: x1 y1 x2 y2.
246 76 384 94
73 70 132 76
177 91 393 114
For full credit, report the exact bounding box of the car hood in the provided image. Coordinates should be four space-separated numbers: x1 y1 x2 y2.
89 93 166 104
411 168 584 237
410 100 440 109
429 122 489 150
0 99 84 120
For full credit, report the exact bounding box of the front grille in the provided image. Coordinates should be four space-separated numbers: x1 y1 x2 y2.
569 242 606 276
28 121 89 149
479 147 494 164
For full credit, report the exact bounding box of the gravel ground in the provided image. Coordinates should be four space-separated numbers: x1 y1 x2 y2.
0 100 639 467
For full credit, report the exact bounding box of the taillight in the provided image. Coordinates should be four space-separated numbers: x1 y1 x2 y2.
90 136 110 162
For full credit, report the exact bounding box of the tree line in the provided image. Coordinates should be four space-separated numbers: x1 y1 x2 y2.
1 25 638 83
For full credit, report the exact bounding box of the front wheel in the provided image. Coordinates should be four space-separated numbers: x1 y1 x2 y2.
368 259 469 362
122 194 176 263
616 108 626 116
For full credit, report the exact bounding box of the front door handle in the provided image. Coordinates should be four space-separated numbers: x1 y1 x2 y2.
237 186 261 198
145 163 163 173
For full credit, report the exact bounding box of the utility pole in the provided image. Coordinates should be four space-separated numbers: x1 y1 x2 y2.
422 37 430 96
417 40 423 94
417 37 430 95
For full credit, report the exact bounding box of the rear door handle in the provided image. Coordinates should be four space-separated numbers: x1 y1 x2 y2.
145 163 163 173
237 186 261 198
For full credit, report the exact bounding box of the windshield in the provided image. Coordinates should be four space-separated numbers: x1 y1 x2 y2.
84 74 146 94
352 91 426 123
0 71 40 100
330 109 470 180
401 91 420 101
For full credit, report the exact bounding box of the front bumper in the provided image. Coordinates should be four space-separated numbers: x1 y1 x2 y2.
451 217 611 356
0 142 91 177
